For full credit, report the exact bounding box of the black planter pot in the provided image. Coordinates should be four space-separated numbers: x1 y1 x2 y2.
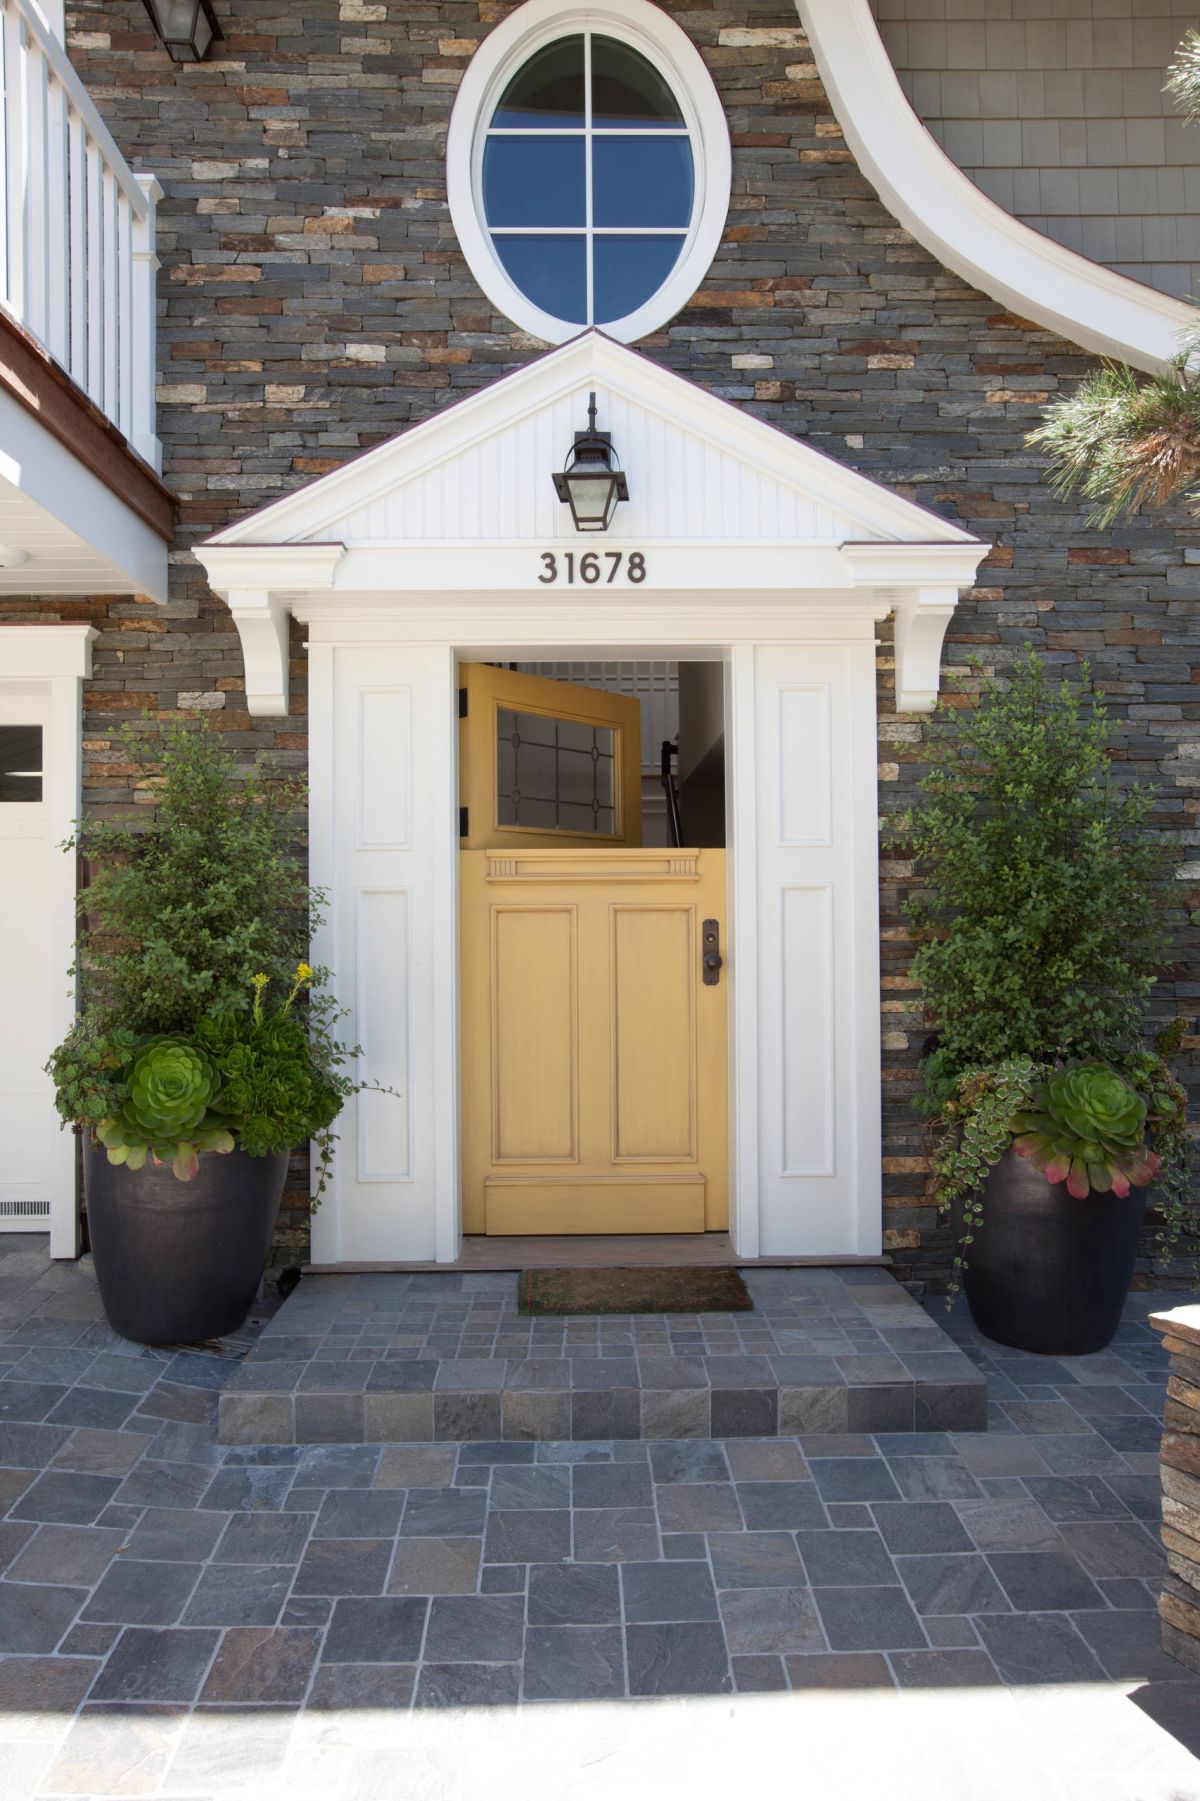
962 1148 1146 1356
82 1139 289 1346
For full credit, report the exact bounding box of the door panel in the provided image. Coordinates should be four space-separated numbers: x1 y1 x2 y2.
460 663 641 850
492 906 578 1163
461 846 727 1235
611 906 695 1161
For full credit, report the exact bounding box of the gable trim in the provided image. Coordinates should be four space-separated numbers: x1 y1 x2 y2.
800 0 1193 376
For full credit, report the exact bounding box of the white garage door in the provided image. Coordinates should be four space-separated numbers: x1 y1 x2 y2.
0 689 70 1233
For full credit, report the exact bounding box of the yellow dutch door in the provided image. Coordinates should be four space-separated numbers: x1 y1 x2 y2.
458 663 728 1235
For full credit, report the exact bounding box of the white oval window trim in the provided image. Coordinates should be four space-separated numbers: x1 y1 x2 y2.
446 0 732 345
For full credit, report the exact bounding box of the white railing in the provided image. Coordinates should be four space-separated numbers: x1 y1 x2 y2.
0 0 160 468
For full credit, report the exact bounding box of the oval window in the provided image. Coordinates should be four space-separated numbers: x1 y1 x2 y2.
447 2 731 344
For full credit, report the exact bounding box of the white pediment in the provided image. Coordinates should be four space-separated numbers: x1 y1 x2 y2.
196 332 986 719
204 331 976 554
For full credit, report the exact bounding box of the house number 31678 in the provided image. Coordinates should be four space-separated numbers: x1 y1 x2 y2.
538 551 646 585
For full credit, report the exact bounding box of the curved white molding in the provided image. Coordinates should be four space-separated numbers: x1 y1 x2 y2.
798 0 1195 375
446 0 731 345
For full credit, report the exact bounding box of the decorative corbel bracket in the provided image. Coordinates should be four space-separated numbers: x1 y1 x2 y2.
193 542 346 717
840 542 985 714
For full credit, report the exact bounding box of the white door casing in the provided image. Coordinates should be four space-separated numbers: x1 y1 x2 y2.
195 333 986 1263
0 624 94 1256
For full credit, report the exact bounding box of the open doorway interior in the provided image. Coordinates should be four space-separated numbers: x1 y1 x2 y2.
516 660 726 848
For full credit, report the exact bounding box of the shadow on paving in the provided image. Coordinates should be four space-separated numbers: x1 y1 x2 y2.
0 1238 1192 1797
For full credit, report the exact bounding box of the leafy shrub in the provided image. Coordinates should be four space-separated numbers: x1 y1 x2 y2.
48 725 374 1190
895 651 1175 1114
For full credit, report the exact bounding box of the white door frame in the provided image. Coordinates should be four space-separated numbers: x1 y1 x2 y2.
0 624 94 1257
293 597 889 1265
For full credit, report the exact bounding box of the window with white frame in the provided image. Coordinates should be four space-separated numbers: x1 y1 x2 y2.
447 0 731 345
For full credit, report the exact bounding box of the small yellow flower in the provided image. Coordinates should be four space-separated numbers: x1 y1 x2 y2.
296 962 314 982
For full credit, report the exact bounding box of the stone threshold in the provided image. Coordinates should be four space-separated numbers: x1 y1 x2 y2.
219 1266 987 1446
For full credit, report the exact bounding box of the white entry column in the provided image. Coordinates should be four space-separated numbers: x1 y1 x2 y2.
748 639 883 1256
308 642 460 1265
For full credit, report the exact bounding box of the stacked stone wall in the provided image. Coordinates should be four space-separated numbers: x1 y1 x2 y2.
6 0 1197 1278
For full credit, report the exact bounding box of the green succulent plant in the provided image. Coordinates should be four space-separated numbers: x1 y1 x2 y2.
96 1035 232 1181
1011 1063 1160 1200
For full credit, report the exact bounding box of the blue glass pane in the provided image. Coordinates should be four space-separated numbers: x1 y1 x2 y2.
593 137 693 229
593 234 685 324
493 37 585 128
483 138 585 228
494 234 588 325
590 37 683 128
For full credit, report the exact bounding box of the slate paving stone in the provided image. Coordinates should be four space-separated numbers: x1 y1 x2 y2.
954 1498 1061 1552
181 1564 294 1626
123 1507 227 1563
47 1387 137 1431
375 1447 457 1488
1055 1519 1165 1581
1021 1474 1133 1522
114 1460 212 1511
0 1381 68 1421
895 1553 1010 1616
785 1651 894 1689
312 1490 405 1539
523 1624 625 1700
322 1596 428 1663
795 1529 898 1588
415 1663 521 1708
490 1466 572 1510
424 1594 524 1663
10 1469 120 1524
82 1560 201 1627
213 1511 314 1565
0 1651 102 1712
885 1457 982 1502
200 1625 321 1703
401 1488 487 1537
198 1466 294 1513
808 1459 901 1503
572 1507 660 1563
387 1536 480 1595
1075 1608 1188 1682
88 1626 220 1702
974 1613 1107 1684
484 1508 571 1564
572 1462 653 1509
986 1550 1105 1613
813 1585 928 1652
306 1662 416 1709
736 1480 826 1531
890 1649 1001 1687
0 1578 86 1652
527 1562 621 1626
872 1502 974 1555
719 1586 825 1655
620 1560 719 1622
626 1621 732 1696
4 1522 117 1586
293 1538 394 1598
723 1441 806 1481
655 1483 742 1533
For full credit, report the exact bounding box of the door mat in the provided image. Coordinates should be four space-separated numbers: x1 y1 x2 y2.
518 1267 753 1316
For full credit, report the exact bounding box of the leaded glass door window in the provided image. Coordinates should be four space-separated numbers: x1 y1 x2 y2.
459 664 642 849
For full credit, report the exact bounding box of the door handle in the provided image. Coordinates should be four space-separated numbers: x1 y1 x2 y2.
702 918 722 986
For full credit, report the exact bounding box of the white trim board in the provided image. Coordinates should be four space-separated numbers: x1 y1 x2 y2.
799 0 1195 375
197 332 986 718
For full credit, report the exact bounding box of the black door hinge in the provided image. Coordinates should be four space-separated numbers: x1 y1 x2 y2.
458 687 468 718
459 806 468 837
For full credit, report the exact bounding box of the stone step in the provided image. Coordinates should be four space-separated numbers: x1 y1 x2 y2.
218 1267 987 1445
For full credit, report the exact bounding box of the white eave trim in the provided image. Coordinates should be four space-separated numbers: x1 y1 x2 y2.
798 0 1195 375
0 622 96 680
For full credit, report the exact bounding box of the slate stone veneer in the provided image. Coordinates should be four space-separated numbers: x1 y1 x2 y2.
1151 1303 1200 1675
6 0 1199 1281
